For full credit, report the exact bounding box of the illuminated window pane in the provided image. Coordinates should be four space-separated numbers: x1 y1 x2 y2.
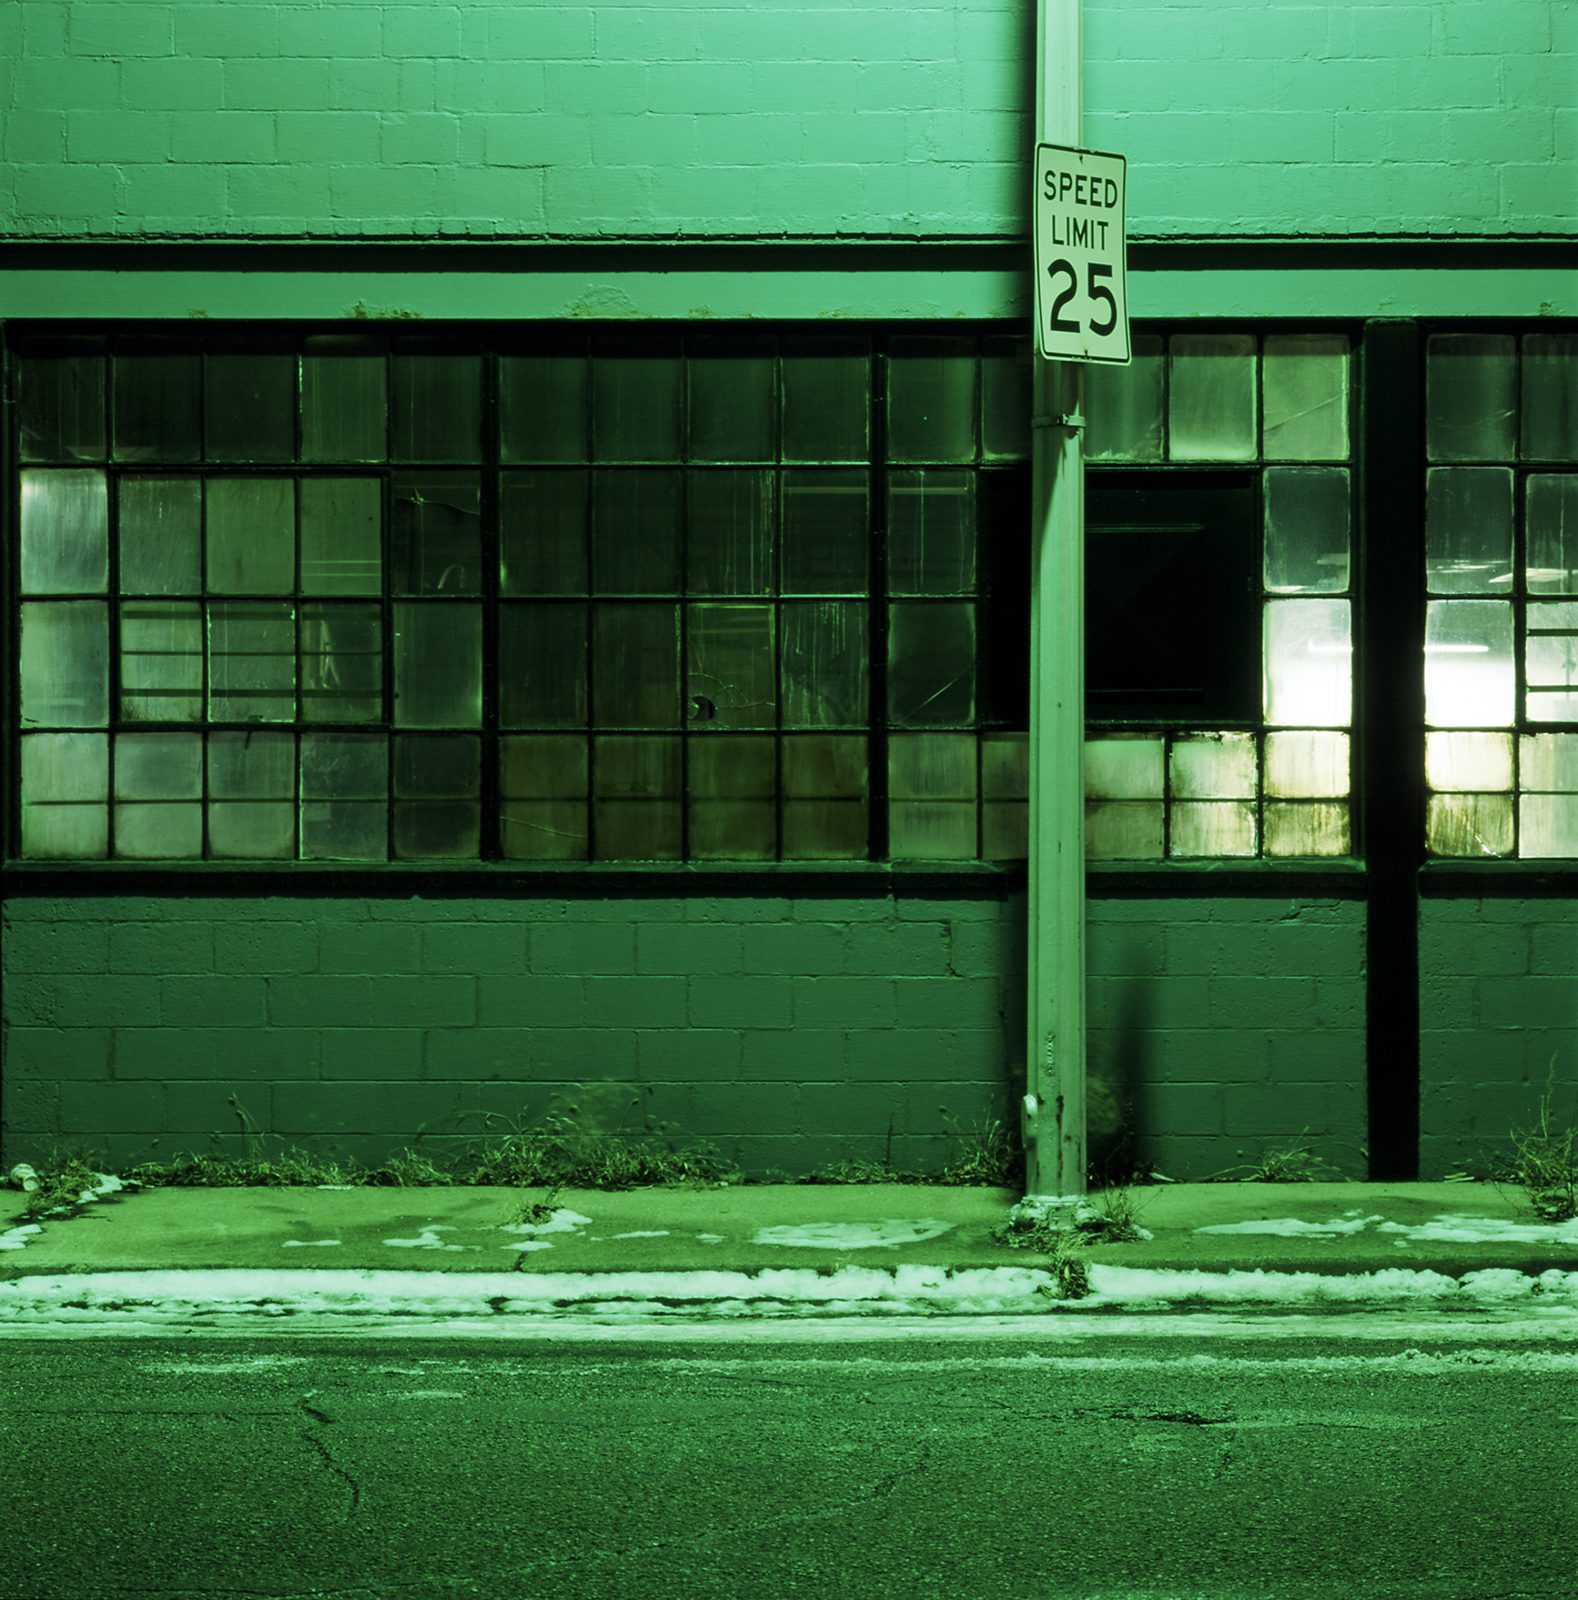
1167 334 1256 462
887 470 976 596
1426 334 1516 462
21 600 108 728
1263 598 1351 727
1520 734 1578 791
687 471 773 597
1525 603 1578 699
783 337 868 463
392 602 482 728
888 338 976 462
500 352 588 464
1427 793 1513 857
301 337 387 463
209 602 296 723
781 600 868 728
20 731 108 858
1424 600 1514 727
1171 800 1256 857
592 339 682 463
208 731 295 859
1426 732 1513 793
121 600 202 723
1169 733 1257 799
300 602 383 724
1519 334 1578 462
1085 737 1164 799
1425 467 1514 595
593 735 682 860
687 603 776 730
689 336 775 463
1262 334 1349 461
1085 334 1163 462
300 479 381 596
1265 801 1349 857
393 733 480 859
1520 796 1578 858
1085 800 1163 859
981 337 1032 461
1265 731 1349 798
20 470 108 594
501 734 589 861
1528 692 1578 722
119 479 201 596
1263 466 1349 593
1526 476 1578 595
300 732 388 861
206 479 294 596
114 731 202 859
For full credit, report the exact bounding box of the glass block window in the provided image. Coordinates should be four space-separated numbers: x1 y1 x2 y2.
1083 331 1355 859
1424 332 1578 858
9 327 1032 864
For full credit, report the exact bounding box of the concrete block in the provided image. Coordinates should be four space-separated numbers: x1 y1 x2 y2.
792 976 896 1029
682 1081 801 1139
842 923 951 977
116 1026 316 1082
741 920 846 975
1530 923 1578 977
1 1078 61 1139
891 977 1004 1032
58 1079 169 1135
368 976 477 1030
800 1081 906 1136
382 5 463 58
271 1080 465 1138
478 976 584 1028
380 112 462 165
636 1029 743 1082
424 1027 529 1081
907 1080 1011 1138
214 921 318 975
161 976 266 1029
1208 976 1317 1029
321 1029 421 1081
524 1027 638 1079
1267 1030 1365 1084
6 974 162 1029
4 920 111 974
318 922 423 975
110 921 213 975
685 895 795 924
532 922 637 976
1134 1081 1227 1138
1222 1080 1362 1141
168 111 277 164
946 919 1017 978
68 3 174 58
1313 978 1364 1029
635 923 744 977
791 895 894 924
268 976 374 1029
485 5 594 59
582 977 688 1030
421 923 528 975
3 1028 112 1081
847 1029 1008 1085
689 976 791 1030
274 111 381 165
13 162 121 222
741 1029 848 1082
174 4 279 57
1480 977 1577 1030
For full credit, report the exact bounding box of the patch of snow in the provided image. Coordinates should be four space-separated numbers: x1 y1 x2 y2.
500 1208 593 1238
502 1240 555 1253
281 1239 343 1249
383 1226 479 1253
1377 1214 1578 1245
316 1185 357 1191
751 1220 957 1250
1195 1215 1384 1238
0 1223 43 1251
603 1231 670 1241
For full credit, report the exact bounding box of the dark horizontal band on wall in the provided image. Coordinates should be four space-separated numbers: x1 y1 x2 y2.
1087 861 1370 899
1418 863 1578 899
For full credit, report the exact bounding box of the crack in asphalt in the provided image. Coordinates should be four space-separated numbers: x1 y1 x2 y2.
297 1392 363 1519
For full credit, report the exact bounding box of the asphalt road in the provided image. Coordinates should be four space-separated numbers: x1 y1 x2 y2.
2 1311 1574 1600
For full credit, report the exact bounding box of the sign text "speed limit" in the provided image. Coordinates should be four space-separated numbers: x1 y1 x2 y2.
1033 143 1130 365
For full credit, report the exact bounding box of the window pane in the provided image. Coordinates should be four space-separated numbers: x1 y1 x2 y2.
115 731 202 798
1263 466 1349 593
1264 801 1349 857
1169 733 1257 799
1168 334 1256 462
591 602 679 727
208 801 295 859
591 470 682 594
121 600 202 723
1425 467 1514 595
20 470 108 594
593 734 681 859
1262 334 1349 461
781 470 868 594
114 801 203 859
499 602 588 728
392 602 482 727
1263 598 1351 727
1085 737 1164 799
782 337 868 463
1426 333 1516 462
300 732 389 861
1171 801 1257 857
300 602 383 723
1264 731 1349 798
782 733 867 860
1520 333 1578 462
1519 733 1578 791
20 732 108 858
1427 793 1513 857
781 600 868 728
392 473 482 595
887 338 976 462
501 470 589 596
981 336 1032 461
21 601 108 727
1085 333 1163 462
689 336 775 463
1526 475 1578 595
889 602 975 726
1519 795 1578 858
592 338 682 463
208 731 296 859
393 733 480 859
500 352 589 464
687 471 773 596
208 602 296 722
205 351 295 463
113 344 200 462
18 345 106 462
1424 599 1514 728
689 736 776 860
886 470 976 596
300 478 381 596
1426 731 1513 792
206 478 295 595
301 337 388 462
1526 604 1578 715
687 603 776 729
982 731 1029 798
501 734 589 860
1086 800 1163 859
119 478 201 595
391 350 482 462
888 732 976 859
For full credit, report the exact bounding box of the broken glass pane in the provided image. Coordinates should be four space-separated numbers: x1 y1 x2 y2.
782 337 869 463
499 602 589 728
1168 334 1256 462
112 344 200 462
591 602 679 728
1085 334 1163 462
391 349 482 463
781 471 869 594
1425 467 1514 595
1424 600 1514 728
500 351 589 464
886 470 976 596
206 478 295 595
1085 800 1163 859
1170 801 1257 857
119 478 201 595
1520 333 1578 462
392 602 482 727
1426 731 1513 792
1265 731 1349 798
208 602 296 723
1426 333 1516 463
20 601 108 727
300 602 383 724
18 345 106 462
689 336 775 463
20 470 108 594
299 732 388 860
781 601 868 728
393 733 480 859
1526 475 1578 595
888 337 976 463
301 337 388 462
888 602 975 726
1519 733 1578 791
392 473 482 595
1263 598 1351 728
591 470 682 595
20 731 108 858
981 336 1032 461
1519 795 1578 858
205 351 295 463
1263 466 1349 594
1426 793 1513 857
501 470 589 596
1262 334 1349 461
1169 733 1257 799
687 471 773 596
686 603 776 729
121 600 202 723
300 479 381 596
592 338 683 463
1264 801 1350 857
1084 737 1164 799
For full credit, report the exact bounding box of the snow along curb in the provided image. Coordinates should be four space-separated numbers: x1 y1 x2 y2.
2 1264 1577 1326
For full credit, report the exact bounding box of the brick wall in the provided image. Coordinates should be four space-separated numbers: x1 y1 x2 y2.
1418 897 1578 1180
2 1 1567 240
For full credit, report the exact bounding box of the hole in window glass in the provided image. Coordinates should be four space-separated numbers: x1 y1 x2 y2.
687 603 776 729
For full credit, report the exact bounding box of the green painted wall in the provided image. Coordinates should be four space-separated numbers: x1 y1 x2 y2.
1 1 1570 242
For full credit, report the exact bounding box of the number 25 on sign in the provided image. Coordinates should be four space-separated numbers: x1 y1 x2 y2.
1033 143 1130 365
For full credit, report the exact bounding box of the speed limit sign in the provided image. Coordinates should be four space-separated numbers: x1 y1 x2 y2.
1033 142 1130 365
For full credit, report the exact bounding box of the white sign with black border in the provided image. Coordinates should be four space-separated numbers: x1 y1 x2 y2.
1033 142 1130 365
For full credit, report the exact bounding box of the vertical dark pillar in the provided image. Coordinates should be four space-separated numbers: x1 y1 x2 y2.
1360 321 1425 1179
